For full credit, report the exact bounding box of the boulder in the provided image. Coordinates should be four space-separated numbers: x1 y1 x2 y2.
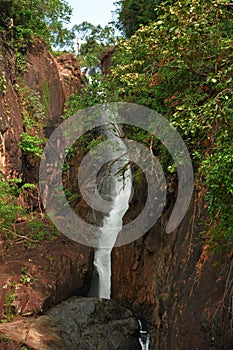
0 297 141 350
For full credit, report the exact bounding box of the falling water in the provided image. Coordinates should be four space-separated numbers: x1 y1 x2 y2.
138 319 150 350
90 122 132 299
81 64 102 84
83 68 150 349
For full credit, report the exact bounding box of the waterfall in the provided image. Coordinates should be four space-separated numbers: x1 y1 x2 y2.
80 66 132 299
81 68 150 349
89 122 132 299
138 319 150 350
81 64 102 84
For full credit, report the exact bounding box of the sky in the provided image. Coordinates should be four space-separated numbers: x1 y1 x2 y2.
66 0 117 28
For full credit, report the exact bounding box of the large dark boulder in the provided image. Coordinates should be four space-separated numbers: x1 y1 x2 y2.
0 297 141 350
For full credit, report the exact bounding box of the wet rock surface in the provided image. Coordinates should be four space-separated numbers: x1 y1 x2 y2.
0 297 141 350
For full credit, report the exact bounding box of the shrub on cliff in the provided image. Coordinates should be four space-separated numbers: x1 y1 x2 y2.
0 177 21 231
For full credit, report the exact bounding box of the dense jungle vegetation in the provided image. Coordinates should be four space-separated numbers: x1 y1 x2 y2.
0 0 232 253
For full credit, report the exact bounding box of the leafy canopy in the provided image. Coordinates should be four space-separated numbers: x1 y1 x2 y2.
0 0 74 48
113 0 175 37
73 21 118 66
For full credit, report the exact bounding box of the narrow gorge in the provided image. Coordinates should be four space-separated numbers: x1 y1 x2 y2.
0 35 232 350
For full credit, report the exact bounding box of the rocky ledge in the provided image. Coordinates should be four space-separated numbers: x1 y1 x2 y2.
0 233 93 319
0 297 140 350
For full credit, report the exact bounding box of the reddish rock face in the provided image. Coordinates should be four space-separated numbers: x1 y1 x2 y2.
112 197 233 349
0 49 24 178
0 39 84 178
101 46 116 74
23 41 81 129
0 234 93 320
56 53 85 99
0 92 23 178
0 40 93 329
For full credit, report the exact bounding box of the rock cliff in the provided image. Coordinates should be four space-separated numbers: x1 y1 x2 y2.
0 233 92 320
0 38 84 179
112 192 233 349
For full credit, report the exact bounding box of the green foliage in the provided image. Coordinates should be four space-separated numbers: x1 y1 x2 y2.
20 267 31 285
23 215 59 247
19 84 46 129
73 22 118 66
0 68 7 95
110 0 233 253
3 291 16 322
0 177 21 230
18 84 47 159
15 52 28 74
64 189 81 207
63 78 111 116
0 175 59 250
208 214 233 254
0 0 74 49
64 0 233 252
20 132 47 157
114 0 174 37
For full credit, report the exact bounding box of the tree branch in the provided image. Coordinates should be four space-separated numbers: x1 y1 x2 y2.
3 228 38 243
215 2 233 7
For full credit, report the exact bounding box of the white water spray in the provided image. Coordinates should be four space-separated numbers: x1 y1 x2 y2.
138 319 150 350
90 122 132 299
81 65 102 84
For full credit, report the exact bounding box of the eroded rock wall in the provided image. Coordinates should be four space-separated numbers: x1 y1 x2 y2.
0 234 92 319
0 38 83 178
0 44 24 178
112 193 233 349
0 39 94 336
